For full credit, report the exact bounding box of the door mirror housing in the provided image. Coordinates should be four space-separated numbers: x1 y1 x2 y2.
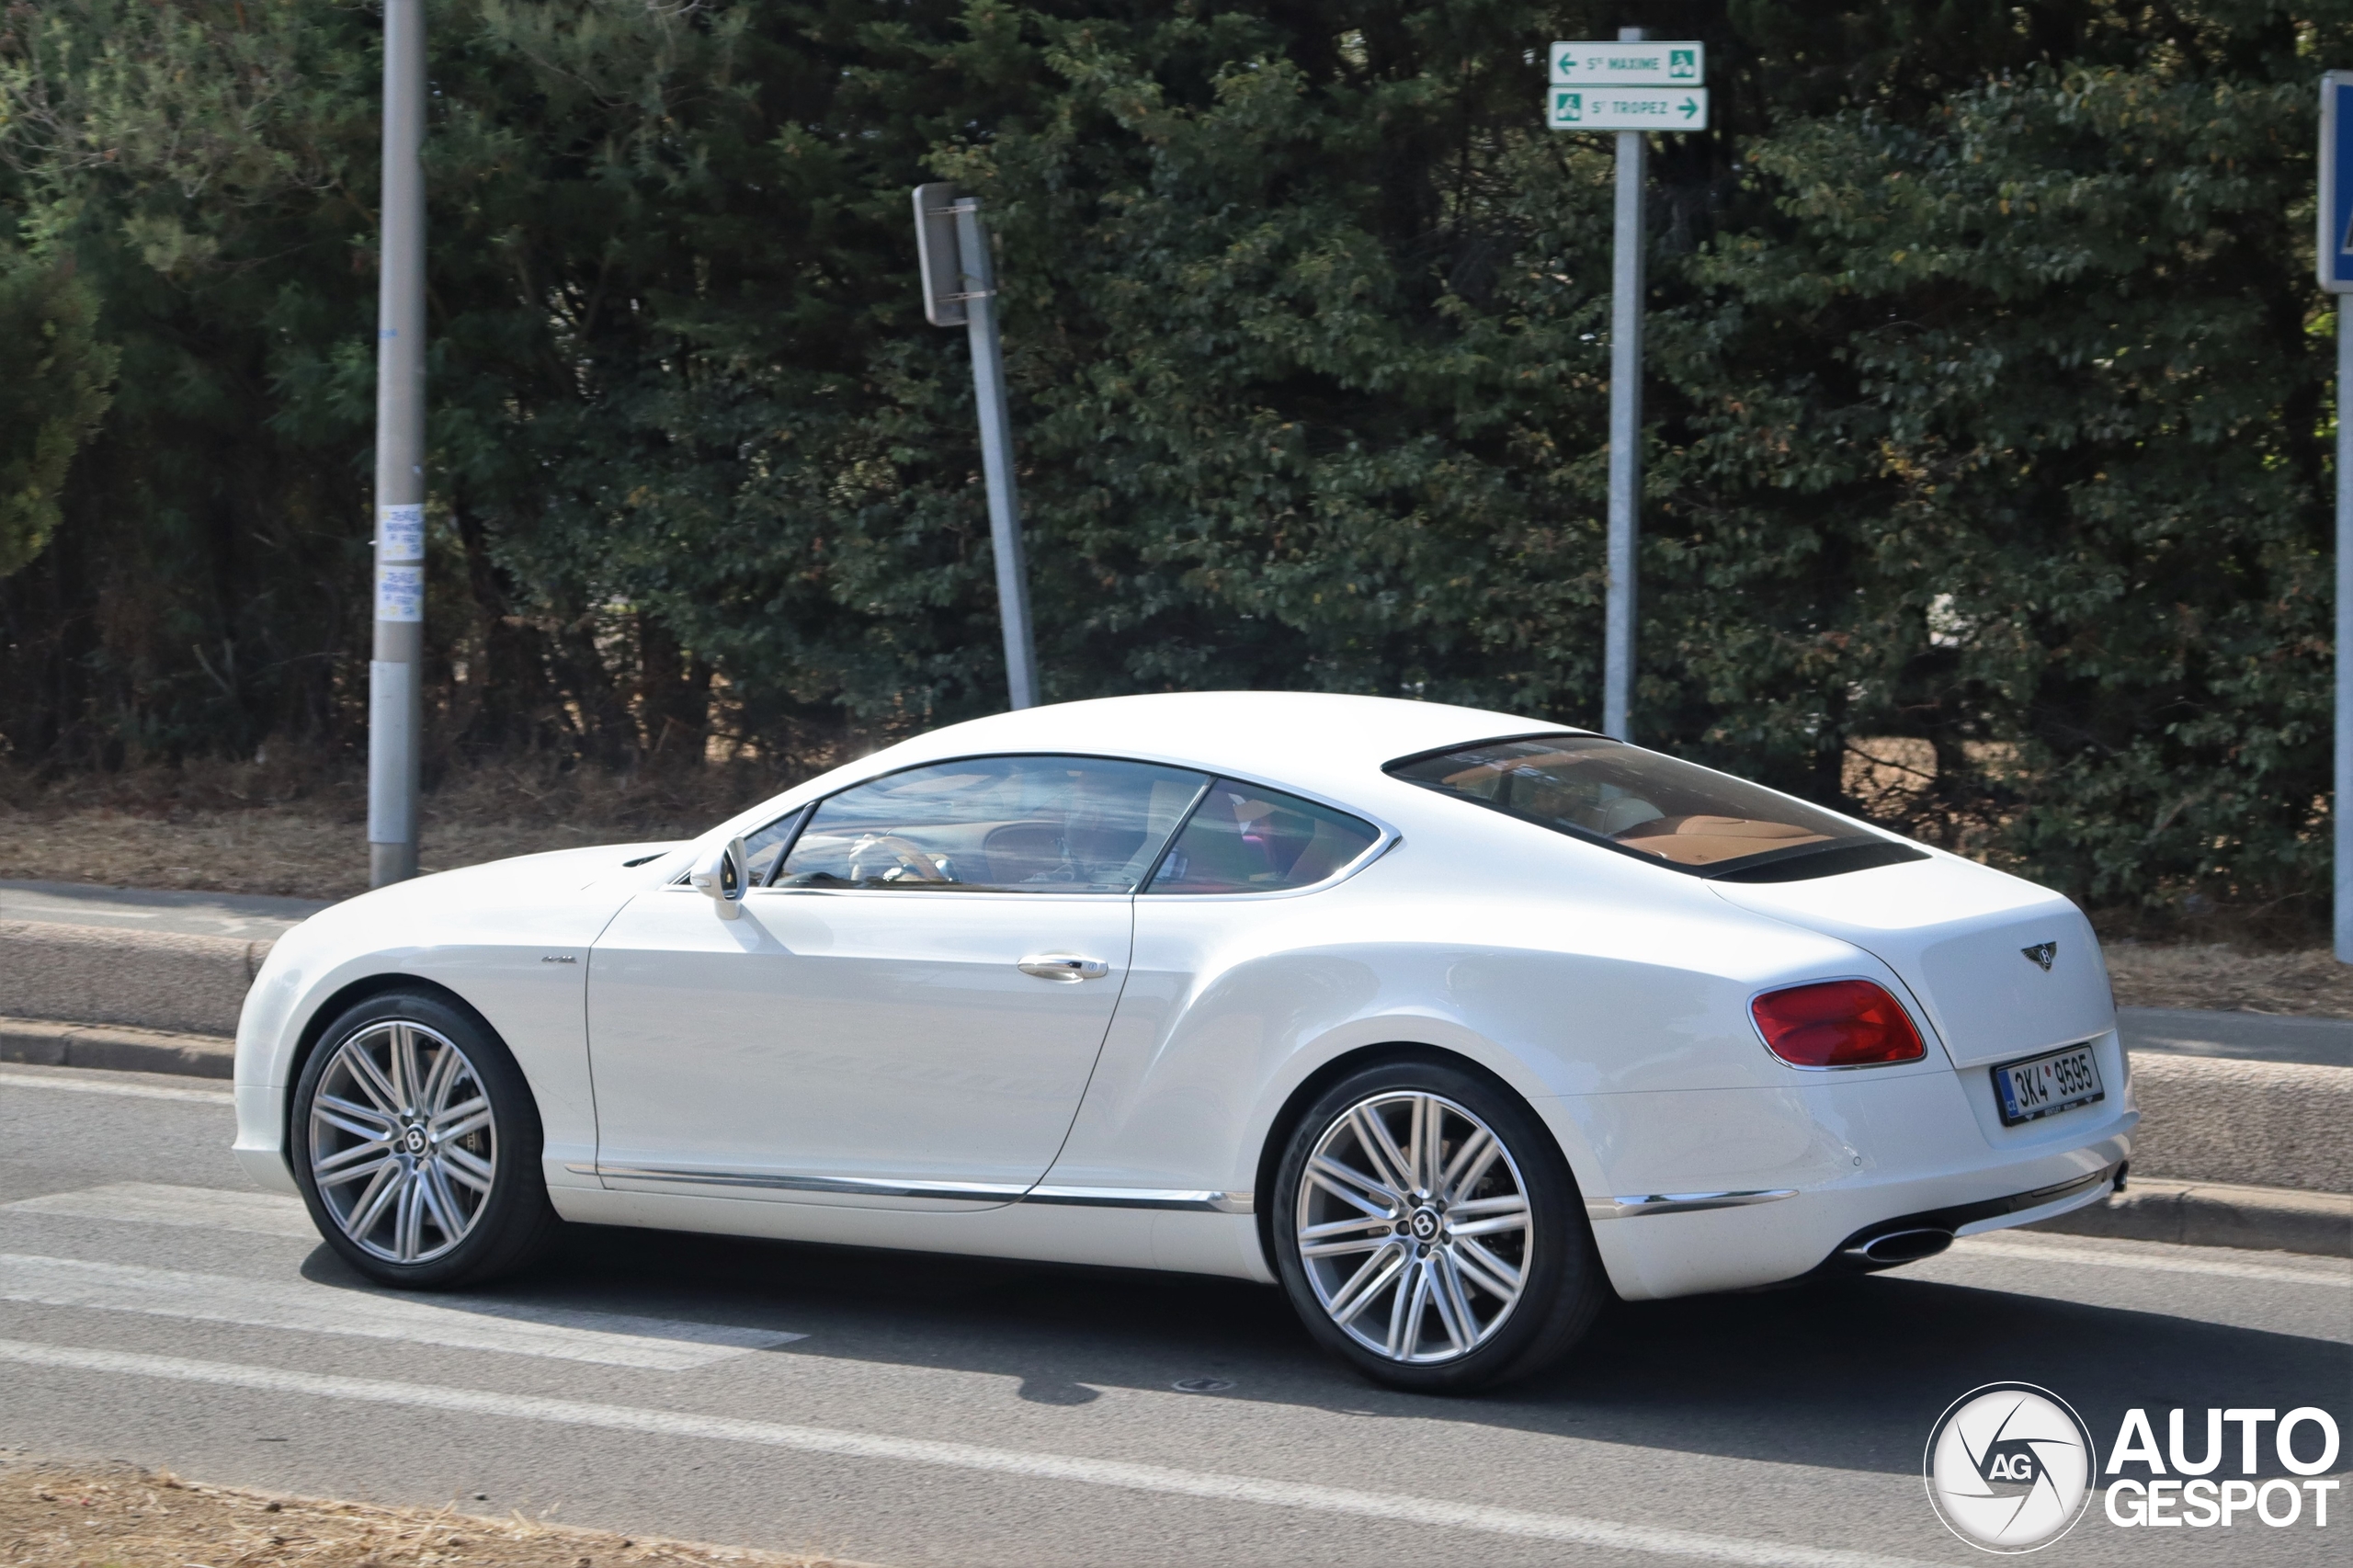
689 837 750 918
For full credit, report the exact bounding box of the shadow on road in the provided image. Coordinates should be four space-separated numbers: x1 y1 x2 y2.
295 1220 2348 1481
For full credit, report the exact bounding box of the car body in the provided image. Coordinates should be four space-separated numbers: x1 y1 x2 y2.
233 692 2134 1381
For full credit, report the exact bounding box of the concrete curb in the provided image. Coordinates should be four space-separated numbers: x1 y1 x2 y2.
2125 1053 2353 1193
2029 1177 2351 1258
0 1016 233 1079
0 919 263 1038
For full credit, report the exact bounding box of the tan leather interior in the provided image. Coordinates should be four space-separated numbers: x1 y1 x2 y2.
1613 815 1829 866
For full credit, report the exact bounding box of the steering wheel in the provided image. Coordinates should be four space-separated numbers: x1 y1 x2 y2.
847 834 949 884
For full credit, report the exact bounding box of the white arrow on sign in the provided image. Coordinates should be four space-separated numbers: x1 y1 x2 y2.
1549 40 1704 86
1546 87 1709 132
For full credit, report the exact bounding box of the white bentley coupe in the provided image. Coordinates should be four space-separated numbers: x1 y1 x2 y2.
233 692 2134 1391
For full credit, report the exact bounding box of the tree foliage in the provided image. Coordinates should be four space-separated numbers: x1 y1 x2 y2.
0 0 2343 926
0 248 113 576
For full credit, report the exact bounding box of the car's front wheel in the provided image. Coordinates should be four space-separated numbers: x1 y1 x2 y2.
291 990 560 1289
1271 1059 1607 1392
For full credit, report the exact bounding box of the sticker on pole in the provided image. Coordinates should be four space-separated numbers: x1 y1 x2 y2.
1547 87 1708 131
377 504 426 562
375 563 423 622
2323 72 2353 294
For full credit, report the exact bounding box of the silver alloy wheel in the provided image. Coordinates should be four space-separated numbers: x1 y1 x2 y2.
306 1019 497 1264
1295 1090 1532 1364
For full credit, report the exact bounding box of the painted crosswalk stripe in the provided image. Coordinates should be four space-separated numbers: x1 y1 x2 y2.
1949 1236 2352 1289
2 1182 315 1239
0 1070 231 1104
0 1255 802 1369
0 1336 1939 1568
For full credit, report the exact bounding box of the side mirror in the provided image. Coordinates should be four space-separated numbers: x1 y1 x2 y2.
688 836 750 918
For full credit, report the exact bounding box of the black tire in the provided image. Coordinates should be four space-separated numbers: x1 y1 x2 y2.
1271 1057 1607 1392
290 989 562 1289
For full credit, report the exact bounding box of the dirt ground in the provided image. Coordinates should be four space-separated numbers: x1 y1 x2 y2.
2098 941 2353 1017
0 1460 862 1568
0 759 784 903
0 806 680 903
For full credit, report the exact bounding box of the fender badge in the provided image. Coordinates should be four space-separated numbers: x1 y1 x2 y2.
2021 941 2057 971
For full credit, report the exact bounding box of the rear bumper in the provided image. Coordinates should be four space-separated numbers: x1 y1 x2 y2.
1586 1131 2131 1301
1545 1065 2137 1301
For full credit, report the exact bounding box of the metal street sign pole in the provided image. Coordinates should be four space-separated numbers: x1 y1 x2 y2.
369 0 426 887
1551 30 1705 742
2322 73 2353 960
911 183 1040 711
2337 290 2349 963
1604 26 1649 744
955 199 1040 710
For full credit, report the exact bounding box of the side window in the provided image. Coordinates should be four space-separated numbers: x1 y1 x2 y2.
777 756 1208 892
1147 779 1380 894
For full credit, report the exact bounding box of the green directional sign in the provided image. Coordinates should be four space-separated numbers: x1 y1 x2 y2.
1546 86 1709 132
1549 40 1705 86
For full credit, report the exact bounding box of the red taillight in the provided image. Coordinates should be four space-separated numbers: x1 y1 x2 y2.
1751 980 1926 1068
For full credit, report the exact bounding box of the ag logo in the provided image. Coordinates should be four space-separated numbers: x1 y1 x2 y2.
1925 1383 2097 1552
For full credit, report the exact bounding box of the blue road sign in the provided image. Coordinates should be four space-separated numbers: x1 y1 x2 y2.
2325 73 2353 293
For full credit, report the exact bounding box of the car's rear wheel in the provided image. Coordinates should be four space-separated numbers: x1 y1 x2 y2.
1271 1058 1606 1392
291 990 561 1289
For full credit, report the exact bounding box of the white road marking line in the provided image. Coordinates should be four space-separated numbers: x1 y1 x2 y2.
0 1071 231 1105
2 1182 315 1239
0 1256 802 1369
0 1338 1940 1568
1949 1237 2351 1289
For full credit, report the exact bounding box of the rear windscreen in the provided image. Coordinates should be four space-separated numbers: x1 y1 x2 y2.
1385 735 1925 881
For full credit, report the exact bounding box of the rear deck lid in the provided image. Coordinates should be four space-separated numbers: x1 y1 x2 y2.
1711 854 2111 1068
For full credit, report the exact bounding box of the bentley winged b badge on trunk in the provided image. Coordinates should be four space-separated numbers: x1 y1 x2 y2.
2021 941 2058 971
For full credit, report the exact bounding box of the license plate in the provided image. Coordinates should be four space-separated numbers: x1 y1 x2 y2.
1991 1043 2106 1126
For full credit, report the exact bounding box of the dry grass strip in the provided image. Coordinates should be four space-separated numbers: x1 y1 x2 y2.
0 810 675 903
2102 942 2353 1018
0 1460 869 1568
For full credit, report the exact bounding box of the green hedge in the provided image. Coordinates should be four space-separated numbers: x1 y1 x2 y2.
0 0 2342 924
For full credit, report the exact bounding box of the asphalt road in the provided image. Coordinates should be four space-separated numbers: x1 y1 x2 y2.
1 1062 2344 1568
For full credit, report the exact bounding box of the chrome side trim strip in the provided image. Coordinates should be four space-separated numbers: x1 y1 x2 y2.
1024 1186 1255 1215
1586 1188 1800 1221
576 1165 1254 1214
594 1164 1026 1204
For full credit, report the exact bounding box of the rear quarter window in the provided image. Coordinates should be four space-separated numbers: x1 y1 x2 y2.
1147 779 1381 894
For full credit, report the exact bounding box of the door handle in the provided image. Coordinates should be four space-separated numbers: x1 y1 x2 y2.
1018 953 1110 982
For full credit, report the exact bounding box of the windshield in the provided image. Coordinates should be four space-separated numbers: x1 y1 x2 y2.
1386 735 1923 881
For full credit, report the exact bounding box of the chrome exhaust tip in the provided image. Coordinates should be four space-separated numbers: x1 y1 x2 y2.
1844 1227 1953 1266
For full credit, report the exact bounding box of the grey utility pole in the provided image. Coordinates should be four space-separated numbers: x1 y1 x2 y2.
1602 25 1647 744
2337 291 2350 961
912 184 1040 710
369 0 426 886
2324 72 2353 960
